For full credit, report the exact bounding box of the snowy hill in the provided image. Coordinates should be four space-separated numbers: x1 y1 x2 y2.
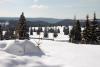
0 26 100 67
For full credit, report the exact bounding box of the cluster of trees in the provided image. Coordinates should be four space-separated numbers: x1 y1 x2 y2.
0 12 29 40
69 13 100 44
30 26 60 38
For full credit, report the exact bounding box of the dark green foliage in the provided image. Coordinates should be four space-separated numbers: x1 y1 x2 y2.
44 27 48 38
82 13 99 44
15 12 29 40
69 20 81 43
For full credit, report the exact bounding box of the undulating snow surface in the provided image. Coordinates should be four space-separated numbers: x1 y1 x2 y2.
0 26 100 67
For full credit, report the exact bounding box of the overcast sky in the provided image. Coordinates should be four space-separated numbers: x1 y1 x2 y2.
0 0 100 19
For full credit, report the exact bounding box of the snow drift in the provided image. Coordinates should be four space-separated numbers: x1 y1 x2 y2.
4 40 44 56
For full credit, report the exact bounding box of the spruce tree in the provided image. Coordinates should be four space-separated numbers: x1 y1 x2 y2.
90 12 98 44
69 20 81 43
75 20 81 42
15 12 29 39
82 15 91 43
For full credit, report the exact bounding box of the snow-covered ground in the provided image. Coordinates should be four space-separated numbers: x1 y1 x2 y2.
0 26 100 67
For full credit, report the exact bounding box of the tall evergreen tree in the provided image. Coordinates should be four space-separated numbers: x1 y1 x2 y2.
15 12 29 39
69 20 81 43
75 20 81 41
82 15 91 43
90 12 98 44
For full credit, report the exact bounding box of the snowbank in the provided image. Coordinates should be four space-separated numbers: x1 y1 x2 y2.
4 40 44 56
0 41 7 49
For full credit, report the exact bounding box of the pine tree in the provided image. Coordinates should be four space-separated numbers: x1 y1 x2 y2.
90 12 98 44
69 20 81 43
75 20 81 41
83 13 99 44
44 27 48 38
15 12 29 39
82 15 91 43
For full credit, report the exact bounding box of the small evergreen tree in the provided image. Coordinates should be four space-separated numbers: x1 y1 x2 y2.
44 27 48 38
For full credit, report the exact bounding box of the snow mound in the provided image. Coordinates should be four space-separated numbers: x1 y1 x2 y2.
5 40 44 56
0 41 7 49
